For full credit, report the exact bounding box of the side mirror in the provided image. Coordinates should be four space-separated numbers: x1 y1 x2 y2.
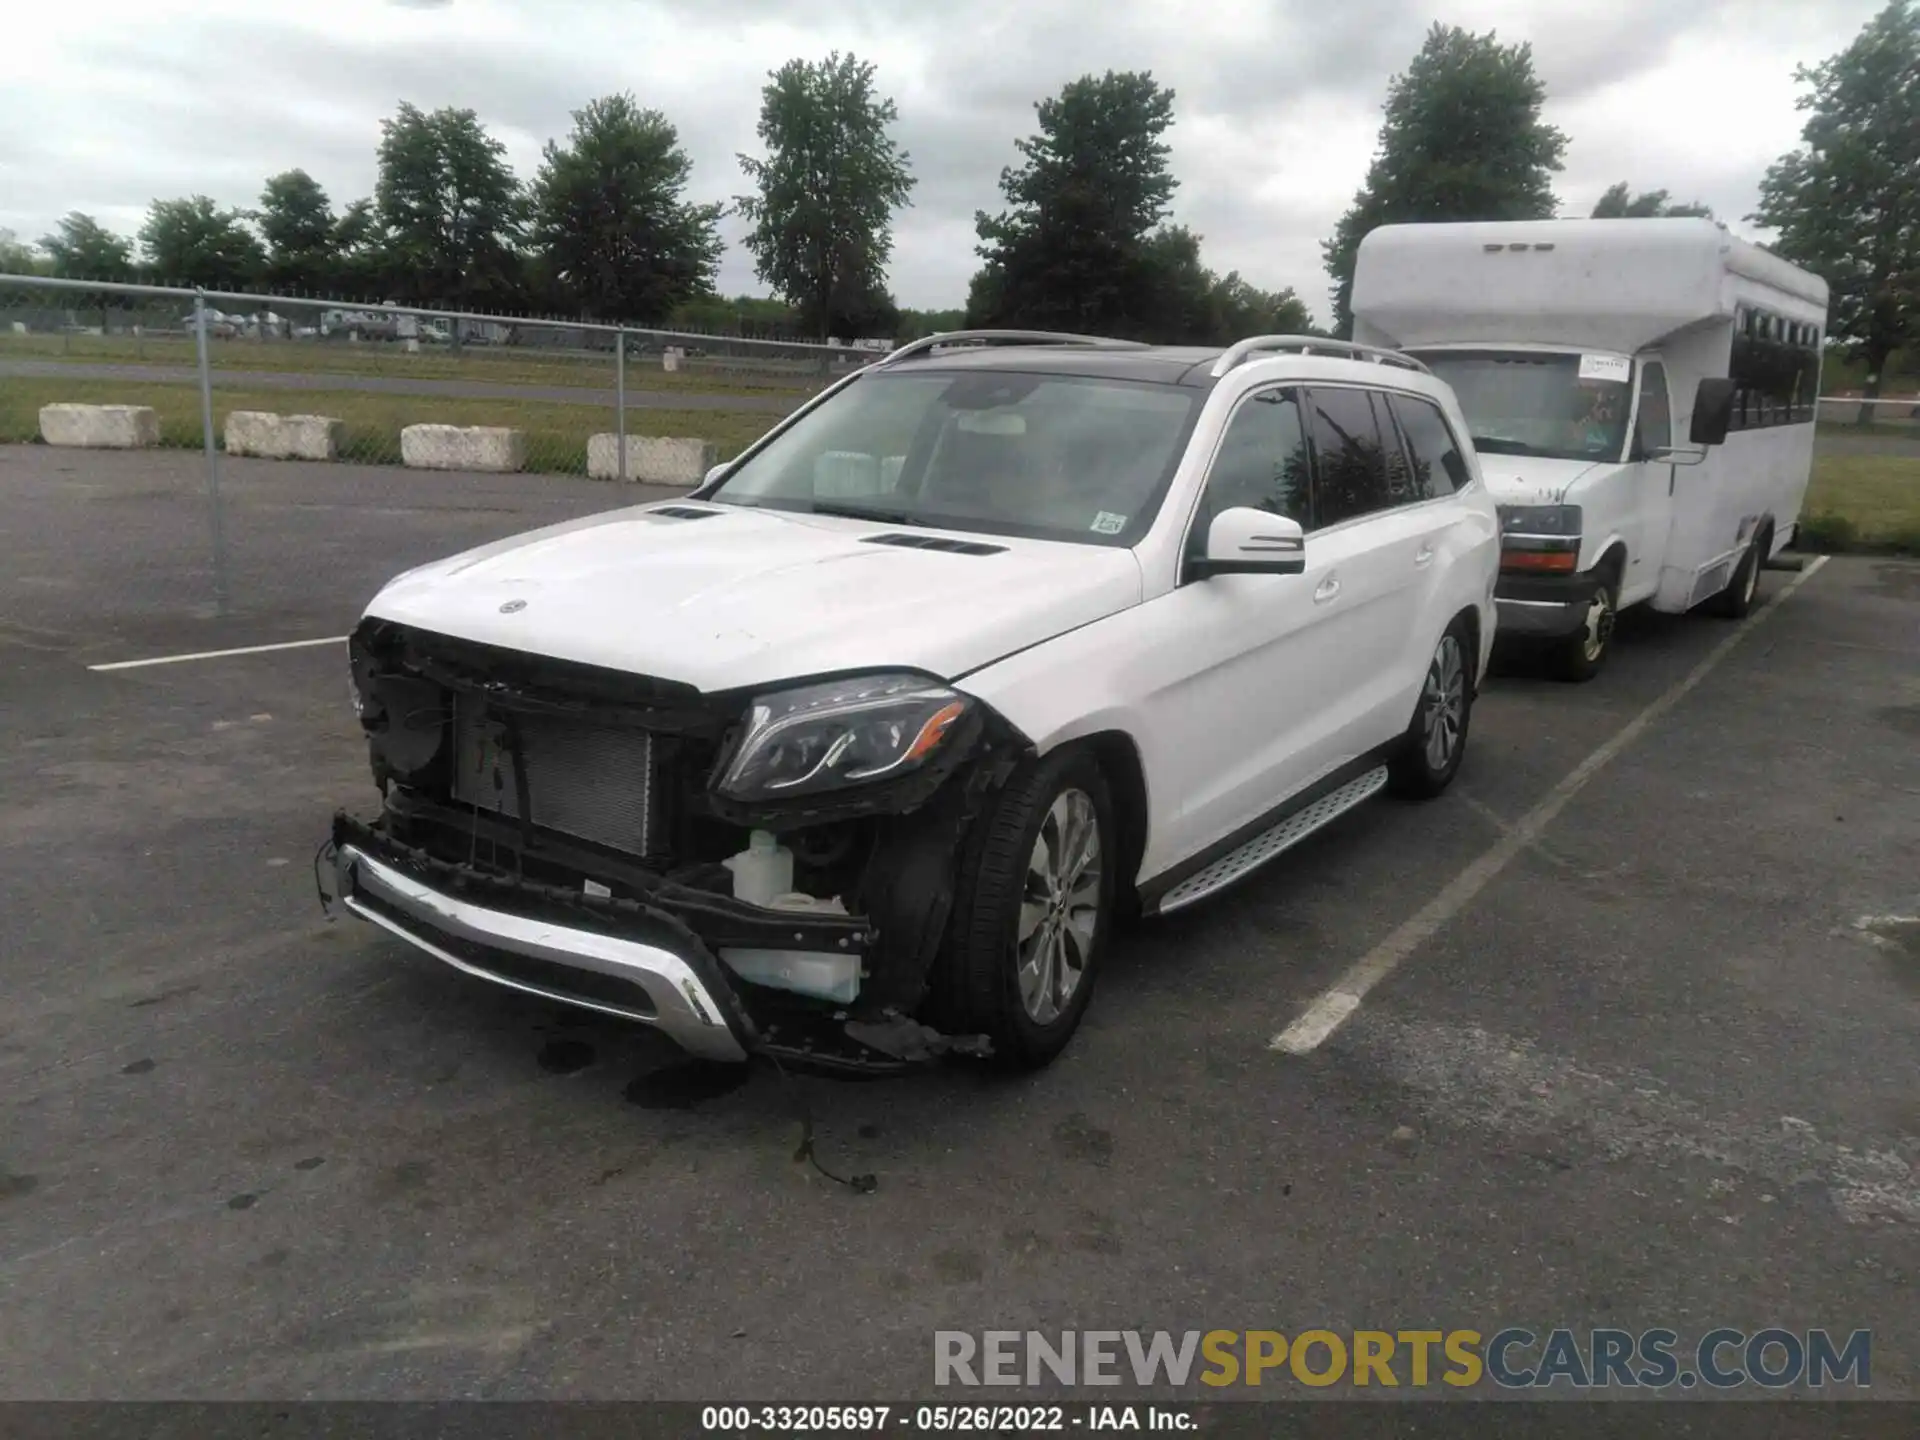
1190 508 1306 579
702 462 731 487
1689 377 1735 446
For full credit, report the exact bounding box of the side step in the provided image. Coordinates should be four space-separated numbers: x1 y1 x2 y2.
1154 765 1389 916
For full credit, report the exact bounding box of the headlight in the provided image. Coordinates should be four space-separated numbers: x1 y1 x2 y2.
716 674 973 803
1497 504 1583 538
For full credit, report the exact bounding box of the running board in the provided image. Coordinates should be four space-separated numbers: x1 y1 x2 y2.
1152 766 1390 916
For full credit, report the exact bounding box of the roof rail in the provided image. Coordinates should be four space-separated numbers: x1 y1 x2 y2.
879 328 1150 366
1208 334 1431 379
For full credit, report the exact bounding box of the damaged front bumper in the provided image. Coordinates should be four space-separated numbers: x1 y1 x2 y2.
317 812 987 1074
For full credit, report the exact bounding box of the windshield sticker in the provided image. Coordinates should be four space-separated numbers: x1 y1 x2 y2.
1577 354 1632 384
1091 511 1128 535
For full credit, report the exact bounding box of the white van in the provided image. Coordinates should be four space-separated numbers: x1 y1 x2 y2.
1352 218 1830 679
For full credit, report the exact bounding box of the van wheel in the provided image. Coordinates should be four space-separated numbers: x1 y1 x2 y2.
1706 531 1764 619
1389 618 1474 799
932 747 1115 1071
1548 576 1617 683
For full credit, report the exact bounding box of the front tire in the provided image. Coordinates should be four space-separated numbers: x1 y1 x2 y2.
1548 574 1617 683
1706 530 1765 619
933 748 1115 1071
1389 618 1475 800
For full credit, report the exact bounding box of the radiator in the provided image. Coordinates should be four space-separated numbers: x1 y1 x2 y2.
451 697 658 858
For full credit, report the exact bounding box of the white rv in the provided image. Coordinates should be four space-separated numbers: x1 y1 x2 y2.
1352 218 1829 679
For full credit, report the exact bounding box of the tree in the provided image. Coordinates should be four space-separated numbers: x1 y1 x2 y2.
1750 0 1920 421
0 228 40 275
968 70 1179 337
1322 24 1567 335
258 169 339 293
376 102 525 309
139 197 266 289
530 93 723 324
329 198 388 298
38 212 134 280
736 53 916 341
1591 182 1713 219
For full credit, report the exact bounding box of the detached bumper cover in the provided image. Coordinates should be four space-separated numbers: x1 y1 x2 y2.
1495 569 1604 639
321 817 754 1063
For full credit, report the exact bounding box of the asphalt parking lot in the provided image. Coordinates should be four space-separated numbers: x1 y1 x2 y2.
2 443 1916 1402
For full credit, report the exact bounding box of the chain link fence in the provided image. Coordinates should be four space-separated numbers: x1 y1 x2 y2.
1 273 882 620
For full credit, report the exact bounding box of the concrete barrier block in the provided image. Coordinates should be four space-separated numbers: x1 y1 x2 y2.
225 411 345 461
400 423 526 473
39 403 160 449
588 433 718 485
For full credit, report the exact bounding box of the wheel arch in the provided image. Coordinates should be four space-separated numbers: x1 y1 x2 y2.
1056 729 1150 903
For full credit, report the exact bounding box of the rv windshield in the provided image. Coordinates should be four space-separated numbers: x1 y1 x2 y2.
1411 351 1632 463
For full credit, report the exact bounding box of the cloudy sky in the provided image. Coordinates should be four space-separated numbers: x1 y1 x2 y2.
0 0 1882 323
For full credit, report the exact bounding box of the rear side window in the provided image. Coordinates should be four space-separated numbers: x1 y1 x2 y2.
1386 393 1471 499
1304 386 1392 527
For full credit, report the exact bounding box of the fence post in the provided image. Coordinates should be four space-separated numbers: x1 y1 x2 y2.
616 329 628 482
193 292 232 616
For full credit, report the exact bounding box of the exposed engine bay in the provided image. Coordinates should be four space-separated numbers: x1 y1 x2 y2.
324 617 1029 1072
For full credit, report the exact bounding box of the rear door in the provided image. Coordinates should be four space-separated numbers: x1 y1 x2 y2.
1294 384 1429 761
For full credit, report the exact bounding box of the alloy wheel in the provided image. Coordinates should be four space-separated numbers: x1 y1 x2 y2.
1422 633 1467 772
1017 788 1102 1025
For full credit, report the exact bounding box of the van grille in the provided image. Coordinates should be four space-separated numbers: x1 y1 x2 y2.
450 697 658 859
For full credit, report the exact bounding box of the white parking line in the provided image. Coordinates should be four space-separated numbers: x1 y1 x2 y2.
1271 554 1831 1056
87 636 349 672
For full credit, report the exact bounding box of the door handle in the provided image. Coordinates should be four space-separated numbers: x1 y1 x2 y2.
1313 576 1341 604
1414 543 1435 567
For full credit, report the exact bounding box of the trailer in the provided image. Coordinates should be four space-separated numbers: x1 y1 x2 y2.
1352 217 1829 680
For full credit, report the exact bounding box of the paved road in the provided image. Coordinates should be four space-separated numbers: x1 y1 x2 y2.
2 446 1915 1404
0 357 808 414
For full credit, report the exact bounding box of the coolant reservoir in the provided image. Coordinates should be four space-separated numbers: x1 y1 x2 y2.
719 947 862 1004
721 830 793 907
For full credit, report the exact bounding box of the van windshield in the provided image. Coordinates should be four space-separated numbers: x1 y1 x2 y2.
1411 350 1631 463
708 369 1202 545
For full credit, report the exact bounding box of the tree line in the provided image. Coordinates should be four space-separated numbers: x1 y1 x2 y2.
4 1 1914 380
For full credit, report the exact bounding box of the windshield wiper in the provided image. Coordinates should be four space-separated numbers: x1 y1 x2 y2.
804 501 926 526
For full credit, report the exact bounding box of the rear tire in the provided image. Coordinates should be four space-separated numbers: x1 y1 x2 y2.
1547 573 1617 683
932 747 1115 1071
1388 618 1475 800
1706 529 1765 619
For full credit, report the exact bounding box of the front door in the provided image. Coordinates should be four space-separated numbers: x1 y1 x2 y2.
1625 359 1677 603
1137 383 1411 868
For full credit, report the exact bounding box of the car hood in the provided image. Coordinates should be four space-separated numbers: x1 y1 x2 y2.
362 501 1144 692
1477 456 1614 507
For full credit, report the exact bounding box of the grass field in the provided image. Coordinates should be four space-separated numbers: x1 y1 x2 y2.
1803 451 1920 551
0 376 779 474
0 331 830 397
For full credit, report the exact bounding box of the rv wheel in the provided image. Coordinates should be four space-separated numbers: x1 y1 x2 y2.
1549 577 1617 683
1706 531 1765 619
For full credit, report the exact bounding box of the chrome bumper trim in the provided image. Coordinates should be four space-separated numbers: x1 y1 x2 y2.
335 844 749 1063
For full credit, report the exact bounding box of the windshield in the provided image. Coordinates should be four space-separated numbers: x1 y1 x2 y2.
1411 350 1632 463
708 369 1202 545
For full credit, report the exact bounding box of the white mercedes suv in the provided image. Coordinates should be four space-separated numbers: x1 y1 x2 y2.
320 332 1500 1074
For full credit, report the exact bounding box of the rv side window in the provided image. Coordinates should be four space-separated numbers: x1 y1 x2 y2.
1303 386 1394 528
1386 393 1469 499
1634 363 1672 458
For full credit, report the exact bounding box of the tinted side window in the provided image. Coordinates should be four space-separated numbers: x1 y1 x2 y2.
1305 386 1392 527
1197 388 1311 542
1634 361 1671 458
1386 393 1469 499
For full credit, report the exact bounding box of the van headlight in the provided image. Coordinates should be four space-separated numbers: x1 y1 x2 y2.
716 674 972 802
1497 504 1583 537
